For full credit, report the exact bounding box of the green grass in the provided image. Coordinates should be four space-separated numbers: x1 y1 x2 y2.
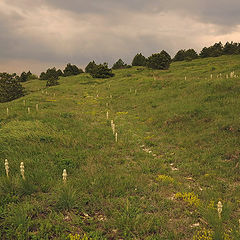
0 55 240 239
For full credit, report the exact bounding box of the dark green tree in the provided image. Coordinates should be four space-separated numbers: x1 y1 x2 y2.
46 77 59 87
85 61 97 73
0 73 25 103
160 50 171 62
223 42 240 55
63 64 83 76
40 68 59 80
57 69 64 77
132 53 147 66
147 52 171 70
90 63 115 78
173 50 186 61
200 42 223 58
19 72 28 82
185 49 198 60
112 59 128 69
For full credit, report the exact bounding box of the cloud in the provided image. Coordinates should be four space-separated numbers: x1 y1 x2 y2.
0 0 240 74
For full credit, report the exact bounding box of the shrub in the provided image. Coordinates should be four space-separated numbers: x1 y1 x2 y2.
112 59 129 69
147 52 171 70
85 61 97 73
132 53 147 66
0 73 25 103
63 63 84 77
40 67 60 81
90 63 115 78
46 77 59 87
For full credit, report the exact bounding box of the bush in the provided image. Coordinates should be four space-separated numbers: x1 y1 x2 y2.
40 67 60 81
112 59 129 69
0 73 25 103
90 63 115 78
147 52 171 70
85 61 97 73
46 77 59 87
132 53 147 66
173 49 198 61
63 63 83 77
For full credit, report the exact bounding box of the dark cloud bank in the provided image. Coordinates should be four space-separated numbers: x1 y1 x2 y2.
1 0 240 73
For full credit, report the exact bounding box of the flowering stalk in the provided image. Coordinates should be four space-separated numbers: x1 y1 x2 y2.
6 108 9 116
112 124 115 135
106 111 109 119
217 201 223 219
5 159 9 178
20 162 25 180
27 107 30 114
62 169 67 184
23 100 26 106
115 132 118 142
36 104 39 112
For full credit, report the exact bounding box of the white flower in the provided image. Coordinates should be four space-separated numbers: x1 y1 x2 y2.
217 201 223 219
20 162 25 180
62 169 67 183
5 159 9 177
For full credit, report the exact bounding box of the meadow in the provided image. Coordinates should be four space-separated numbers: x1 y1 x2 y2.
0 55 240 239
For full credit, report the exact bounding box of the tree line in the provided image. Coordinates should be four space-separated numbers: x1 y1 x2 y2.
1 41 240 102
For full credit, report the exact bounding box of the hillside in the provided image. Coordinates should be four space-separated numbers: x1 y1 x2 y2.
0 55 240 239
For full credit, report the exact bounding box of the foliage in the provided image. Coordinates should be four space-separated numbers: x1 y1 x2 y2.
147 52 171 70
55 185 77 211
175 192 200 207
40 67 60 81
0 73 25 102
160 50 172 62
193 228 213 240
156 175 174 183
200 42 223 58
46 77 59 87
63 63 84 77
112 59 130 69
90 63 115 78
85 61 97 74
173 49 198 61
132 53 147 66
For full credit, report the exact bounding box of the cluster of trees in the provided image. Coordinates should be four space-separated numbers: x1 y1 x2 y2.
40 64 84 87
130 50 171 70
173 41 240 62
0 73 25 103
85 61 114 78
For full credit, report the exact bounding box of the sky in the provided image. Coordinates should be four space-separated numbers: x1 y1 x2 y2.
1 0 240 75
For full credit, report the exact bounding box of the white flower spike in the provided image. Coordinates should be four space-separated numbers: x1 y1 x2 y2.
62 169 67 184
20 162 25 180
5 159 9 178
217 201 223 219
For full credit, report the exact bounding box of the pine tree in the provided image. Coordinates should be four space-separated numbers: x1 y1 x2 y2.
90 63 115 78
85 61 97 73
112 59 128 69
63 64 83 76
132 53 147 66
147 52 171 70
0 73 25 102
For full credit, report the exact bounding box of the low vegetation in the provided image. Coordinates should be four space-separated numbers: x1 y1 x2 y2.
0 53 240 239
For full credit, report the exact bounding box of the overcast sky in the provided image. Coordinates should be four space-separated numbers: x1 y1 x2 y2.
1 0 240 74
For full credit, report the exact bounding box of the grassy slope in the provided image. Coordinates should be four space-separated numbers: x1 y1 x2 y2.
0 55 240 239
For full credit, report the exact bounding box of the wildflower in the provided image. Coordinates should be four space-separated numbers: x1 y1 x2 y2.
27 107 30 114
106 111 109 119
6 107 9 116
20 162 25 180
112 123 115 135
5 159 9 178
36 104 39 111
23 100 26 106
115 132 118 142
217 201 223 219
62 169 67 184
